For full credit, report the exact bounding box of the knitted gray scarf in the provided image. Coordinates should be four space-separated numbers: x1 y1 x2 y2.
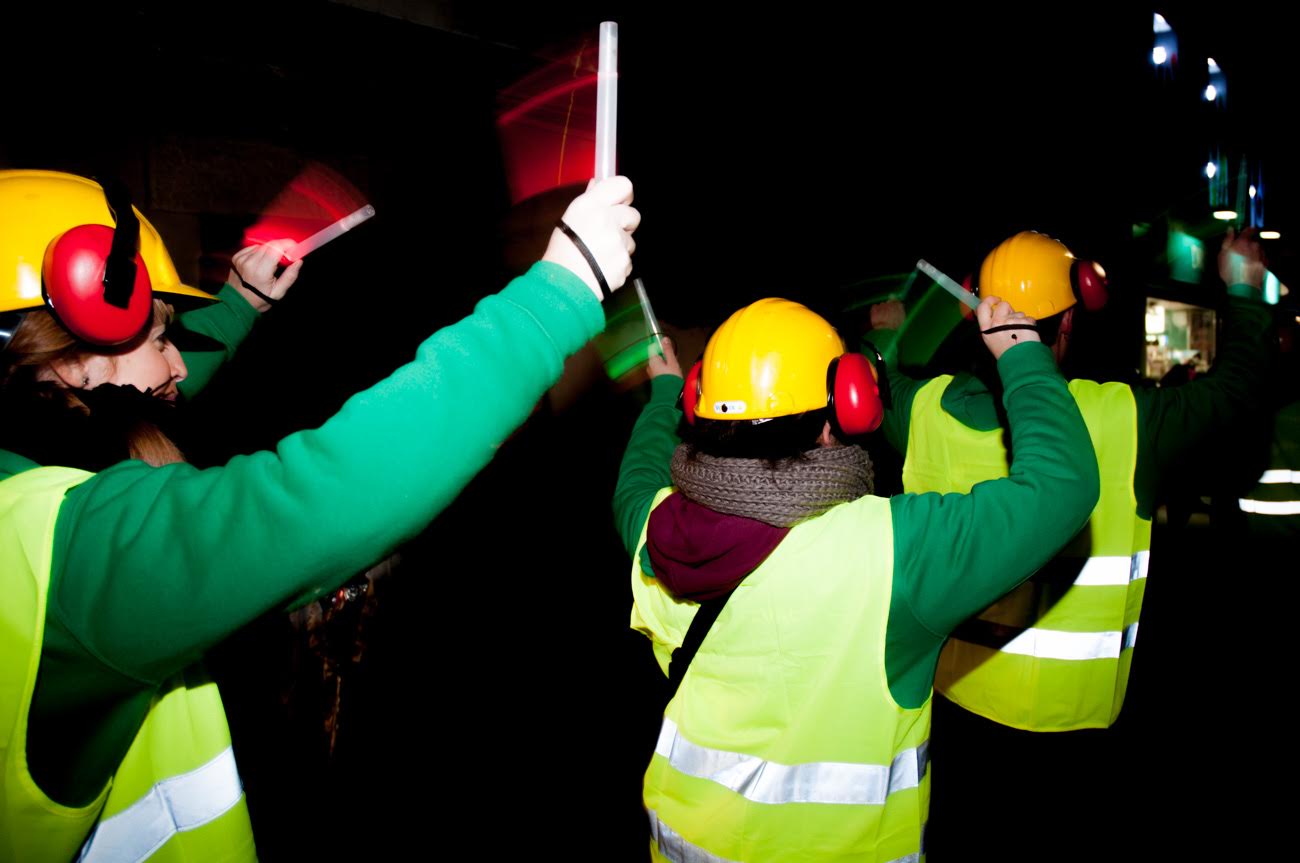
670 443 875 528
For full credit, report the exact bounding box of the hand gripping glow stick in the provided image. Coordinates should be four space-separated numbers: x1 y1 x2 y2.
633 277 666 358
916 259 980 310
284 205 376 263
595 22 618 179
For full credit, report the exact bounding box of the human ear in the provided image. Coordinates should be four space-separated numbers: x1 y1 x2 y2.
48 355 112 389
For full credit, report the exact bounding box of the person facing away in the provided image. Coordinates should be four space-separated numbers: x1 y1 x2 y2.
870 228 1272 733
613 293 1098 862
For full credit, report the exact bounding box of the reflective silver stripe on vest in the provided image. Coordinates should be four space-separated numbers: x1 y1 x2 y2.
655 718 928 806
1071 552 1148 586
1259 469 1300 484
649 809 924 863
79 747 243 863
1240 498 1300 515
649 810 741 863
996 622 1139 661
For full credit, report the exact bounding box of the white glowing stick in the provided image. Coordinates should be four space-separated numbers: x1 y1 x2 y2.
595 22 618 179
284 205 376 262
633 278 665 357
916 259 980 310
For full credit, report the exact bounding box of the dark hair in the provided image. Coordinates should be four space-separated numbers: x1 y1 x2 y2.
681 410 830 463
1036 312 1064 347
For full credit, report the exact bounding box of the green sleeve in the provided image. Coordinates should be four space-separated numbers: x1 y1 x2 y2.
175 284 261 398
613 374 683 559
878 364 927 455
884 342 1100 706
1131 293 1274 517
48 261 603 683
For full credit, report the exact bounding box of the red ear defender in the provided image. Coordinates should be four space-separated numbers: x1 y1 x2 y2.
827 353 883 437
1072 259 1109 312
42 223 153 346
41 178 154 346
959 273 978 320
681 361 703 425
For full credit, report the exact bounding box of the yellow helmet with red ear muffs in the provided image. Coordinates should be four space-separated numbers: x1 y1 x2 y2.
0 169 215 348
977 230 1109 319
681 298 888 438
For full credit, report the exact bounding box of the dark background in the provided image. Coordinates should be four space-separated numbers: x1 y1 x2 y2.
4 2 1292 858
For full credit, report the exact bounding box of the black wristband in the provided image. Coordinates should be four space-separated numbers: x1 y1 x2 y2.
238 275 278 307
556 219 612 300
981 324 1039 335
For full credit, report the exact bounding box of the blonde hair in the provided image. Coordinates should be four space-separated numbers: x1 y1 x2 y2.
2 301 186 466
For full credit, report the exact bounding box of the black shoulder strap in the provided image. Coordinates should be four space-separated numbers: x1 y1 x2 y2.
666 592 733 703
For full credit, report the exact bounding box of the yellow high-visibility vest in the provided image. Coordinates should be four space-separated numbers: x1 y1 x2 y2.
631 488 929 862
904 376 1150 731
1 467 256 863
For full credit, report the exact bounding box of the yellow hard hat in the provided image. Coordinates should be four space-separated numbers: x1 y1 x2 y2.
979 231 1078 320
693 298 846 421
0 169 214 320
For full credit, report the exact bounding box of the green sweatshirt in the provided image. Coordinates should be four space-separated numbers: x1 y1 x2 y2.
173 283 264 397
614 341 1099 710
3 262 603 806
877 293 1274 520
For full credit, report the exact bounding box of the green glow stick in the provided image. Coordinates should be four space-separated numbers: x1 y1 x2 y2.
916 259 979 310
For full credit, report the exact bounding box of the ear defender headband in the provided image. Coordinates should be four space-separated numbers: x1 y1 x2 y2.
41 178 154 346
680 345 889 437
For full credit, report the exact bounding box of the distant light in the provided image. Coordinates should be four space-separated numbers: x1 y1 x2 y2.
1204 84 1218 101
1213 210 1238 221
1261 230 1281 240
1207 57 1221 73
1152 45 1168 65
1154 13 1172 33
1249 185 1257 199
1168 231 1205 283
1145 303 1166 335
1205 161 1217 179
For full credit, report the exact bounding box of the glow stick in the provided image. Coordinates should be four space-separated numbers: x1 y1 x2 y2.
633 278 665 357
595 22 618 179
916 259 980 310
284 205 376 262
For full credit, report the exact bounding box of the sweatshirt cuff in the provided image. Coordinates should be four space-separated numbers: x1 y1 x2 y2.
499 261 607 355
1226 282 1265 301
215 282 262 331
996 341 1060 398
650 374 684 405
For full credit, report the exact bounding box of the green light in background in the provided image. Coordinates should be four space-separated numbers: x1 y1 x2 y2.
1167 230 1205 284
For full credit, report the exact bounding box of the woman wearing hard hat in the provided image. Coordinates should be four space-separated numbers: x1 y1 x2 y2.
614 293 1098 862
0 169 638 861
